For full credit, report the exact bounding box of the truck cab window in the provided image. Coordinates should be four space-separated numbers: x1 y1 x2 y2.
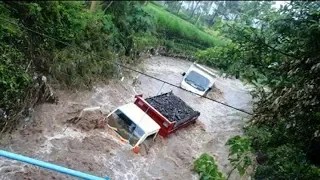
108 109 144 146
184 71 210 91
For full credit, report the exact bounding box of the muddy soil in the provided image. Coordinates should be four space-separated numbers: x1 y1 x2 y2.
0 56 253 180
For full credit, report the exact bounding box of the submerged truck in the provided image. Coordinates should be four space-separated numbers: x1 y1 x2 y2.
181 63 217 97
106 92 200 149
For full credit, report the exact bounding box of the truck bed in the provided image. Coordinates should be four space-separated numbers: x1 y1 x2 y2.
145 92 200 127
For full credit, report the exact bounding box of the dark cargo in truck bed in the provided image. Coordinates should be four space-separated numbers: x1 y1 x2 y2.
134 92 200 137
145 92 200 127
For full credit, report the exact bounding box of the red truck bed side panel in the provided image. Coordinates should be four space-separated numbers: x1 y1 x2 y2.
134 94 199 138
134 95 174 137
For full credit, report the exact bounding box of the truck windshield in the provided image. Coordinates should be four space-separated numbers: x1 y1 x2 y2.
107 109 144 146
184 71 210 91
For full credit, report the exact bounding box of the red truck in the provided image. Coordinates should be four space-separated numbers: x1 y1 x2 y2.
106 92 200 149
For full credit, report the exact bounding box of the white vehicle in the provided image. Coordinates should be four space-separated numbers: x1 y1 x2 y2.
181 63 216 96
106 92 200 152
106 103 160 147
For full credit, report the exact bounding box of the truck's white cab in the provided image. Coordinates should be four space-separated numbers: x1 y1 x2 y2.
106 103 160 147
181 63 216 96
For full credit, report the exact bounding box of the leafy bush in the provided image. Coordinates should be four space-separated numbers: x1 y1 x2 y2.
0 3 32 130
2 2 117 83
196 30 280 84
0 45 32 115
160 39 198 60
196 43 240 72
0 1 156 131
246 3 320 178
104 1 156 57
51 47 115 88
221 2 320 179
194 153 225 180
226 136 253 177
133 33 159 52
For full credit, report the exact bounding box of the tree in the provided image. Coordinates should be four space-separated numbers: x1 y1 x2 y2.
164 1 182 13
199 1 320 178
89 1 98 12
102 1 155 56
176 1 183 13
208 1 225 26
187 1 194 12
194 1 211 25
189 1 201 20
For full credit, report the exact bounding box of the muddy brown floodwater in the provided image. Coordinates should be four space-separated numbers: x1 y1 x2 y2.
0 56 253 180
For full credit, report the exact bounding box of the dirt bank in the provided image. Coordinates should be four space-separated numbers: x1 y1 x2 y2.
0 56 253 180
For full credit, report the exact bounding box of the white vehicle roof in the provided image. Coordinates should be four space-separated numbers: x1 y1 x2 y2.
118 103 160 135
186 63 216 86
193 63 217 78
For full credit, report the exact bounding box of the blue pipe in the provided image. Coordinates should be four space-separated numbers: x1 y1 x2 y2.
0 150 109 180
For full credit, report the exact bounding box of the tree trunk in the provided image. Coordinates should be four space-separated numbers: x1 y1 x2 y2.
190 1 200 20
195 13 202 25
207 1 214 16
103 1 113 12
177 2 182 13
187 1 194 12
90 1 97 12
209 12 218 26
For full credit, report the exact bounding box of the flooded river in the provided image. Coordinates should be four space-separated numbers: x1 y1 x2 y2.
0 56 253 180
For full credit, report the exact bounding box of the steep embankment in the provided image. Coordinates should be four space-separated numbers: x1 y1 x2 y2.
143 3 224 58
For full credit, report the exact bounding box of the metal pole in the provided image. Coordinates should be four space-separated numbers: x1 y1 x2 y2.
0 150 109 180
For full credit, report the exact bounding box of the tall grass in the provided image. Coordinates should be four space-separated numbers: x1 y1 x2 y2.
144 3 223 48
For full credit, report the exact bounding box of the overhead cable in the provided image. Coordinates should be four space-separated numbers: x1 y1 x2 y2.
0 17 253 115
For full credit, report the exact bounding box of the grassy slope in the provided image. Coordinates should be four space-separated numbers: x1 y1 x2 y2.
144 3 224 48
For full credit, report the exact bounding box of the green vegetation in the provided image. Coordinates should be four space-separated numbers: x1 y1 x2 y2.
0 1 221 132
158 1 320 179
0 1 157 132
194 153 225 180
142 2 224 59
226 136 253 178
195 1 320 179
1 1 319 179
144 3 223 48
